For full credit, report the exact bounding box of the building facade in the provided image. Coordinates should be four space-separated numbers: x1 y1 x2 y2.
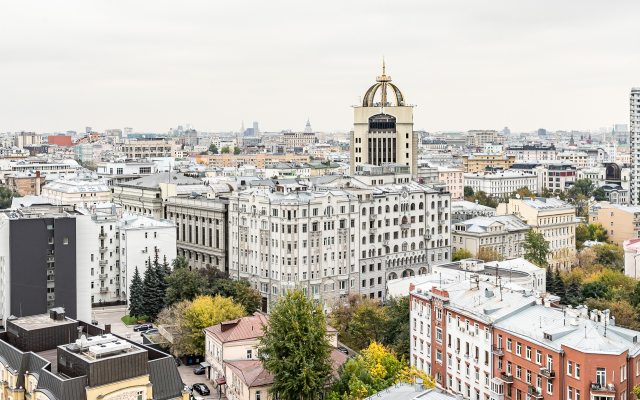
462 154 516 174
590 202 640 245
40 175 111 207
121 138 176 158
452 215 530 260
631 87 640 205
165 195 229 272
464 172 538 197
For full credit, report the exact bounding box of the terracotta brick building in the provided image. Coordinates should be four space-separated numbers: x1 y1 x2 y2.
5 171 45 196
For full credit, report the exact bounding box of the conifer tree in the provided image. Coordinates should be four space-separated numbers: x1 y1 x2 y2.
566 280 581 306
142 258 160 319
554 269 566 302
153 251 169 314
129 266 145 318
546 267 555 294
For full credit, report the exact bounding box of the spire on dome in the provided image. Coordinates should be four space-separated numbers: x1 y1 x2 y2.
304 118 312 133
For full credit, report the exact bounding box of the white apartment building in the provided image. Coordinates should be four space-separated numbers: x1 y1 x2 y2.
87 211 177 306
229 188 361 310
630 87 640 205
464 171 537 197
40 174 110 207
452 215 530 260
451 200 497 223
556 151 588 168
506 145 556 161
96 159 158 186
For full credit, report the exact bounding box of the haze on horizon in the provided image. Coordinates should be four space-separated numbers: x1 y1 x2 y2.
1 0 639 134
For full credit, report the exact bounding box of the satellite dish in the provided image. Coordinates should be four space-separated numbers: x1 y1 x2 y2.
590 197 595 202
516 194 520 199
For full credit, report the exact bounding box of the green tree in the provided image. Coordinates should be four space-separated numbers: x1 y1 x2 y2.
554 269 566 301
522 230 549 267
128 267 145 318
230 280 262 315
452 248 474 262
571 178 595 197
592 243 623 270
0 187 20 209
575 224 590 250
565 280 581 306
172 255 189 270
233 146 241 155
464 186 474 198
220 146 230 154
141 262 161 319
546 267 555 294
580 281 610 300
587 223 609 243
258 288 334 400
632 384 640 400
510 186 533 199
209 144 218 154
165 268 206 305
472 191 499 208
593 187 607 201
383 296 410 359
350 300 389 350
153 254 169 314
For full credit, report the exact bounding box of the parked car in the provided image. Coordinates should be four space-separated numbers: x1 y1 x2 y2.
193 365 207 375
133 323 153 332
338 347 349 355
141 328 158 336
192 383 210 395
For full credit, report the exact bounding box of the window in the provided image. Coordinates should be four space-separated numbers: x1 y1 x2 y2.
256 390 262 400
568 387 573 400
516 365 521 379
567 361 572 376
526 369 531 384
247 349 253 359
507 338 512 351
536 350 541 364
547 380 552 395
525 346 531 360
576 363 580 379
516 342 521 356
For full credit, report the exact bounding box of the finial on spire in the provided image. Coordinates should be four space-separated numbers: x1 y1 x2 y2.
383 56 385 76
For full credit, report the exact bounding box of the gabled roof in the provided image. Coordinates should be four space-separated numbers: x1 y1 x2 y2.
204 312 269 344
226 359 274 388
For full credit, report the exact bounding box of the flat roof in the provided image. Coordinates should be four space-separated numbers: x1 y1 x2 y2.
9 314 75 330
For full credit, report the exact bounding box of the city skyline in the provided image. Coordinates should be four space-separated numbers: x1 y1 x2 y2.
1 0 639 133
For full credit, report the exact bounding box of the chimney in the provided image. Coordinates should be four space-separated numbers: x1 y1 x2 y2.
602 309 610 326
590 309 598 322
409 283 416 292
580 305 588 319
35 171 41 196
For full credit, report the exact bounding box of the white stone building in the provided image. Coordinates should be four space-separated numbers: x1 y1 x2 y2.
464 171 538 197
96 159 158 186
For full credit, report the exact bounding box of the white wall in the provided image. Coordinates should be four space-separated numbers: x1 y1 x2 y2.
0 217 11 323
76 215 98 322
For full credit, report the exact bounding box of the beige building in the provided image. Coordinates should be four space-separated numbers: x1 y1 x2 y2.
350 63 417 176
452 214 530 260
199 153 310 168
4 171 45 196
280 132 316 148
556 151 589 168
40 174 111 207
590 202 640 245
462 153 516 173
121 137 175 158
497 197 577 270
466 130 504 147
437 166 464 200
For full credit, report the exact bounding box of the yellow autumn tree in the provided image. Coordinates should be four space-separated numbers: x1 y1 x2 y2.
181 294 245 355
395 366 436 387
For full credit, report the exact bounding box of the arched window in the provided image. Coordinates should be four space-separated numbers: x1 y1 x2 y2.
419 202 424 210
362 237 366 245
386 246 390 254
378 235 382 242
410 203 415 210
394 245 399 252
394 204 398 212
431 201 435 209
378 206 382 214
402 216 408 224
362 208 366 216
402 242 408 251
445 200 448 207
419 242 424 249
411 243 416 250
385 205 390 212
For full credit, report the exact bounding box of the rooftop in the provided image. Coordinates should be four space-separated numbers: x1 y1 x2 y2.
119 172 204 189
456 214 530 233
363 385 454 400
8 313 75 330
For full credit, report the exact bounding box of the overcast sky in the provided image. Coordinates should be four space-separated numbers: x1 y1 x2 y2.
1 0 640 134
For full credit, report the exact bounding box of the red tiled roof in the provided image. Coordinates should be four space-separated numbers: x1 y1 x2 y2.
225 359 274 388
329 348 348 378
204 312 269 344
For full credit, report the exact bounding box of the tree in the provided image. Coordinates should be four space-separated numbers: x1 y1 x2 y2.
229 280 262 315
233 146 241 155
156 299 192 356
554 269 566 301
172 255 189 270
452 249 473 262
0 187 20 209
395 366 436 386
142 262 161 319
585 298 639 330
571 178 595 198
221 146 230 154
209 144 218 154
153 254 169 313
472 191 499 208
522 230 549 267
129 267 145 318
476 247 503 262
165 267 206 305
592 243 623 270
565 279 581 306
546 267 555 294
632 384 640 400
587 223 609 243
382 296 410 359
572 194 590 218
181 295 245 354
464 186 474 198
580 281 609 300
510 186 533 199
258 288 334 400
576 224 590 250
593 187 607 201
326 342 404 400
350 299 389 350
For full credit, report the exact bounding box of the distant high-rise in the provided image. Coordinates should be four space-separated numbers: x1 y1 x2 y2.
304 118 313 133
615 124 628 133
253 122 259 136
537 128 547 137
631 88 640 205
239 121 245 136
86 127 92 134
350 61 416 175
123 127 132 138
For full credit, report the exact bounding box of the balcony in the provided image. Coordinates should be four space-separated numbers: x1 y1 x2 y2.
424 233 432 240
369 214 376 221
99 260 108 266
99 287 109 293
369 228 377 234
438 219 447 225
463 353 470 359
99 274 108 280
435 318 442 327
99 247 107 253
438 206 445 213
539 367 555 379
499 372 514 384
528 386 543 398
491 345 504 356
590 382 615 394
383 240 389 246
98 232 107 240
400 223 411 229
